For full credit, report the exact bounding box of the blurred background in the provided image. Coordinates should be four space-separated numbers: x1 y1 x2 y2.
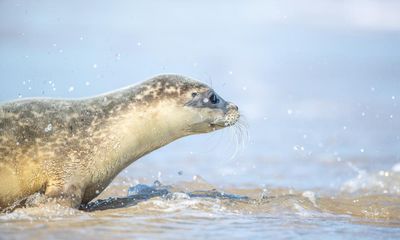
1 0 399 190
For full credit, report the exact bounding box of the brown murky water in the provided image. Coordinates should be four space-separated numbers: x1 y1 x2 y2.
1 172 400 240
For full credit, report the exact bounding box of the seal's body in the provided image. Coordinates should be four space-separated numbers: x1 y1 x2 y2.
0 74 239 210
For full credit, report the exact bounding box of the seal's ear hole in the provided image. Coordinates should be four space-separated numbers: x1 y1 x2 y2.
191 92 198 98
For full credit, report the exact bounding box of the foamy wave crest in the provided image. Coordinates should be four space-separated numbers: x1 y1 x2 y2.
341 168 400 195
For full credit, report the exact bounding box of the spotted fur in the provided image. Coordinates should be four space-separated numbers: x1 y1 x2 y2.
0 74 238 211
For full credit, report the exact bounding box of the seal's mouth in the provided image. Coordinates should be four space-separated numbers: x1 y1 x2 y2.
210 110 240 129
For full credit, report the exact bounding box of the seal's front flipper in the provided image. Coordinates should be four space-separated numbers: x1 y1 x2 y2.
45 182 84 208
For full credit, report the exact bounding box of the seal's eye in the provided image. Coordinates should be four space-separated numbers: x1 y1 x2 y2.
191 92 198 98
209 93 220 104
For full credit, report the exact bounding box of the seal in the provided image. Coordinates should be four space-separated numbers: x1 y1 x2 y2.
0 74 239 211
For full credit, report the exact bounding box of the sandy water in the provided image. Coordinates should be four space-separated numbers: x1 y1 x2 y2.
1 171 400 240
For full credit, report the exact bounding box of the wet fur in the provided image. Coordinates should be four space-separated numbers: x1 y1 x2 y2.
0 74 238 211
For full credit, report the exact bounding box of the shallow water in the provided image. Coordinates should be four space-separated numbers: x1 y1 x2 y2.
2 172 400 240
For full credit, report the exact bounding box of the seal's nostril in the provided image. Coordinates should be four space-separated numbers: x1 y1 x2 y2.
227 103 238 111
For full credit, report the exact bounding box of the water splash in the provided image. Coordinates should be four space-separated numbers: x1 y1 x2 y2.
82 180 248 212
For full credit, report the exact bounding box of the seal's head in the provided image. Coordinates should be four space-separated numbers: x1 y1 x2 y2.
183 84 240 134
142 74 240 135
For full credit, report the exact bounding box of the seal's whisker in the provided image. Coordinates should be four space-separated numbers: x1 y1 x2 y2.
229 115 249 160
238 117 249 145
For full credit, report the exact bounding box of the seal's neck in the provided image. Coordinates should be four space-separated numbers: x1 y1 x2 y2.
120 102 186 163
92 98 189 182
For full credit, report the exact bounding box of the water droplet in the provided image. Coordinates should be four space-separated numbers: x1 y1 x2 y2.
392 163 400 172
287 109 293 115
68 86 74 92
93 64 97 69
44 124 53 133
